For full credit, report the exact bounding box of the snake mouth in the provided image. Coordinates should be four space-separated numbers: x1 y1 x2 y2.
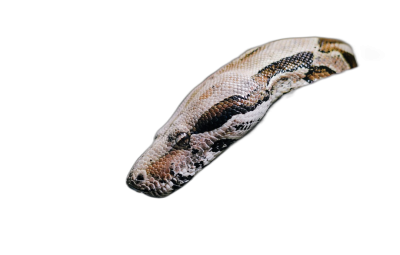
126 179 172 198
126 169 195 198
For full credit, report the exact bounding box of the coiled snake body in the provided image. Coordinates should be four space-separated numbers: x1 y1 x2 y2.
127 37 357 197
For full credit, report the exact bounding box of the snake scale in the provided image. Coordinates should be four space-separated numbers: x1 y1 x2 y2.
127 37 357 198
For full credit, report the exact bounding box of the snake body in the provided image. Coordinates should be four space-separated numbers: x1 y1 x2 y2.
127 37 357 198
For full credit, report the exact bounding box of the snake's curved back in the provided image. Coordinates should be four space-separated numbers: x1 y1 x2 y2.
127 37 357 198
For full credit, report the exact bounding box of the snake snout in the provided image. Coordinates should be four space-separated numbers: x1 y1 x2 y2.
126 167 173 198
126 137 198 197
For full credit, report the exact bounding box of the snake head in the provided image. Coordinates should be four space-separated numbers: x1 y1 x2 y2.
126 73 265 198
126 121 239 197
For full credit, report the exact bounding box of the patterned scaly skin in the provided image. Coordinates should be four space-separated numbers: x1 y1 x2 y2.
126 37 357 197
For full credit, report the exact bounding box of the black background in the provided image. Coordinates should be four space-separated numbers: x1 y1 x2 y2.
43 4 390 237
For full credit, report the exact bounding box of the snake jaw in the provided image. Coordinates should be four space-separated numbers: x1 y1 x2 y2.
126 137 197 197
127 137 235 197
126 125 242 197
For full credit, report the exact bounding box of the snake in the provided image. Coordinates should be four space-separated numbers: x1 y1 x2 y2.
126 37 357 198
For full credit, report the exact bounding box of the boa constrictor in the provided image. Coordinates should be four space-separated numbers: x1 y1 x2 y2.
127 37 357 198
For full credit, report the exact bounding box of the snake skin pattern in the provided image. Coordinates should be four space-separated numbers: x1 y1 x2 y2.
127 37 357 198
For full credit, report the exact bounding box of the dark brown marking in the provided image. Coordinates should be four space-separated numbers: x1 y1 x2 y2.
318 38 345 49
193 95 246 133
193 93 269 133
342 52 358 69
303 65 336 83
318 38 358 68
253 51 314 84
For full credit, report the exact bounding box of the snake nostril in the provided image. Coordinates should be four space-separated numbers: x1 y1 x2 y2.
136 174 145 181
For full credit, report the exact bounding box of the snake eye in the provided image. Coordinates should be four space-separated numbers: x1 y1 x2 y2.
175 132 190 149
